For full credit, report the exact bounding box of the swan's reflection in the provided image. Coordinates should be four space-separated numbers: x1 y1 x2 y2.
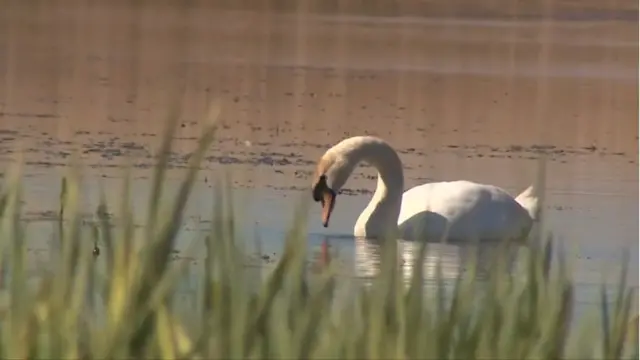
353 237 519 283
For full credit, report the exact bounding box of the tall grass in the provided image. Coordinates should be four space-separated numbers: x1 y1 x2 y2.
0 109 636 359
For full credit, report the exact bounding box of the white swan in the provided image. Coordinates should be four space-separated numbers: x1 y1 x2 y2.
311 136 540 242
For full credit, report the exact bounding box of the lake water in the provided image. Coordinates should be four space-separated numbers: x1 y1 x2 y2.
0 1 637 312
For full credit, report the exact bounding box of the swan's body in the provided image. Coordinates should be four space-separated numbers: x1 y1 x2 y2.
311 136 540 243
395 180 537 242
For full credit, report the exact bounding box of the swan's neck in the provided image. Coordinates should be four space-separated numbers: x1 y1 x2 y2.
369 162 404 211
349 140 404 239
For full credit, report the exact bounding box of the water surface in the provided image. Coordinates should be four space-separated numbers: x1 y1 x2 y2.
0 1 637 310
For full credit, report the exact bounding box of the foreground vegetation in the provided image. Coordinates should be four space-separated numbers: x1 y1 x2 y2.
0 107 637 359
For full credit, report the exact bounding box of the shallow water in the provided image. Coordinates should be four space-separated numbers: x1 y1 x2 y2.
0 1 638 312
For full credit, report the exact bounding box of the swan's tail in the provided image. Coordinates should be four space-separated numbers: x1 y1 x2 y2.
515 185 540 221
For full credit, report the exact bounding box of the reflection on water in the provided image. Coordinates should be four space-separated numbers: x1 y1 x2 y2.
1 217 636 328
312 234 636 323
353 237 518 282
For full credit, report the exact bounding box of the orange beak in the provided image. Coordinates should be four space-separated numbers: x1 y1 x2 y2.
321 189 336 228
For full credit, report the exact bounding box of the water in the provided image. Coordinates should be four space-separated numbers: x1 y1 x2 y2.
0 1 637 315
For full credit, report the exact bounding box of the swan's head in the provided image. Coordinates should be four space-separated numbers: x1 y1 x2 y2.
311 153 353 228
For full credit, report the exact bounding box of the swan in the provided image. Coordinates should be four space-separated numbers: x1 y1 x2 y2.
311 136 540 242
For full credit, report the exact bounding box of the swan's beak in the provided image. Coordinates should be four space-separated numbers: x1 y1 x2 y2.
312 174 336 227
321 190 336 227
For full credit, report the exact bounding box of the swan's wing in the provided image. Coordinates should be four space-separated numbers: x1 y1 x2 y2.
398 181 485 220
398 181 532 241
